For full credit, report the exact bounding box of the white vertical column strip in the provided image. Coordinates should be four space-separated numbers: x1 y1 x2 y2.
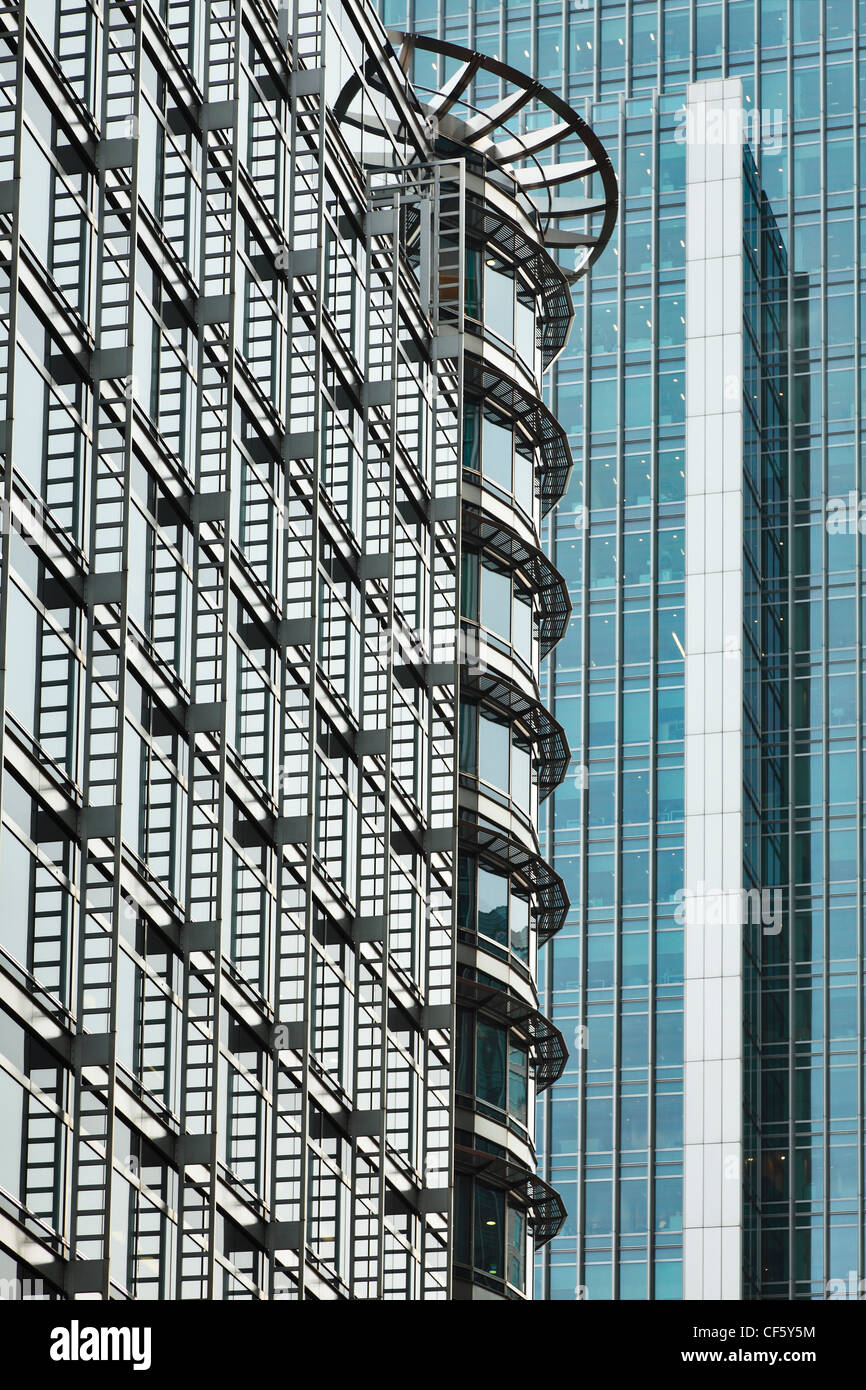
683 76 745 1301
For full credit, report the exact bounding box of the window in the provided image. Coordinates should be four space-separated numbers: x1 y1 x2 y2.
463 403 537 520
458 854 531 964
456 1009 530 1127
475 1181 505 1277
470 254 537 374
459 702 536 818
479 710 509 792
480 562 511 642
482 414 513 492
514 290 535 363
513 590 532 657
462 553 535 666
512 737 531 810
478 864 508 946
454 1175 528 1292
511 888 529 960
508 1043 528 1122
476 1019 507 1109
483 262 514 344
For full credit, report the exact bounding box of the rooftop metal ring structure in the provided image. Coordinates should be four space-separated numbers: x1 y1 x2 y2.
388 31 619 275
333 33 618 277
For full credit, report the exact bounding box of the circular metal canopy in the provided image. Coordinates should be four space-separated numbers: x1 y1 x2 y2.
388 31 618 279
333 32 618 282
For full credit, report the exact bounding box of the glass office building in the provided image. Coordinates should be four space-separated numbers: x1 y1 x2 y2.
380 0 866 1301
0 0 615 1298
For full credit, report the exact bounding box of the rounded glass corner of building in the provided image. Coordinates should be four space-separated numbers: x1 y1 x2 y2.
0 0 614 1302
332 27 617 1297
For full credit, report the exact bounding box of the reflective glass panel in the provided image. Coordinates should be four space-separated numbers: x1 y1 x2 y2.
479 713 509 790
513 591 532 659
478 864 508 945
475 1182 505 1276
483 264 515 344
513 447 534 514
476 1020 507 1109
482 416 513 492
480 562 512 641
512 740 531 810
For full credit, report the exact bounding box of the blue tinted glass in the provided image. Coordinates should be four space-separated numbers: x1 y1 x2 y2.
657 686 684 739
621 1092 648 1147
656 1091 683 1148
625 219 652 272
589 612 616 667
657 767 684 820
621 851 649 905
624 532 651 584
728 0 753 50
654 1261 682 1300
623 611 651 663
623 689 650 742
625 373 652 428
794 65 819 118
589 691 615 744
590 533 617 587
697 2 722 55
590 455 617 507
588 772 615 826
623 932 649 987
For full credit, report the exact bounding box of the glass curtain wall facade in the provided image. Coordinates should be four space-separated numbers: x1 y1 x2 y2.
0 0 613 1299
382 0 866 1302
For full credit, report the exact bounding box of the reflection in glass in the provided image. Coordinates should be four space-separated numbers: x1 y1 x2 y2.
512 740 531 810
476 1020 506 1110
513 591 532 659
480 563 511 641
515 296 535 365
479 712 509 791
475 1181 504 1276
482 415 513 492
484 263 514 344
478 865 508 946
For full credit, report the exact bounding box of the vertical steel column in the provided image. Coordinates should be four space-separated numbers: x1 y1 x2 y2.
57 0 96 107
274 0 326 1300
367 175 400 1300
265 9 300 1301
175 0 242 1300
349 171 390 1299
0 0 25 869
426 160 464 1299
69 0 143 1299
